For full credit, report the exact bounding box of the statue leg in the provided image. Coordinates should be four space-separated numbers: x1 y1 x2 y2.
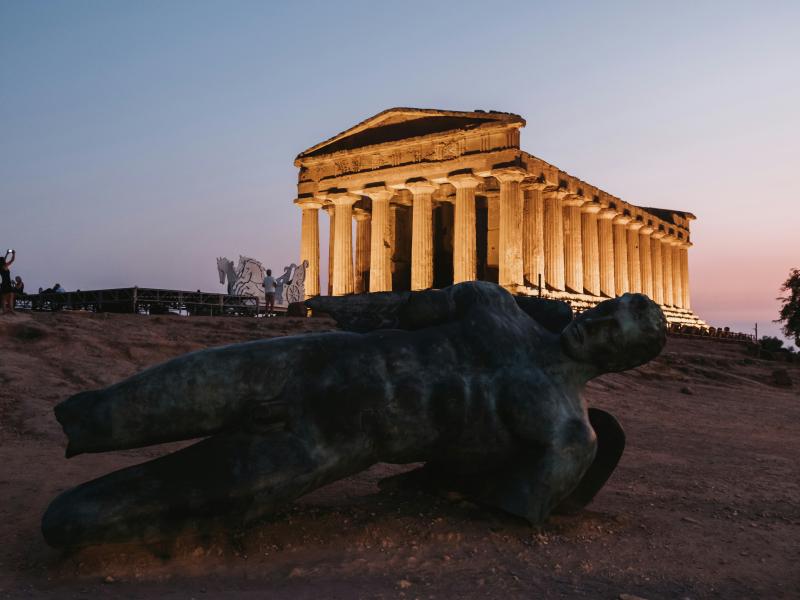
54 338 307 456
42 430 349 548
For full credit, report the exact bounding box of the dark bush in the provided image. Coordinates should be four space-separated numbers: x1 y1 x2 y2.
759 336 785 352
11 324 48 341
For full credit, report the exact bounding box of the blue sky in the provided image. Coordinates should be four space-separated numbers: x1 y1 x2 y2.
1 1 798 341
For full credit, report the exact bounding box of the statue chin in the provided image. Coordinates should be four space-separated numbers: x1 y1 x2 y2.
560 323 589 362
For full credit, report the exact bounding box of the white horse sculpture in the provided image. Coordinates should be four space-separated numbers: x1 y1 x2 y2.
216 256 307 307
216 256 266 298
286 260 309 304
274 263 294 306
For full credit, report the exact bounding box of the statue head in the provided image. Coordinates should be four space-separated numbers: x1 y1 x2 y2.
216 257 234 284
560 294 666 373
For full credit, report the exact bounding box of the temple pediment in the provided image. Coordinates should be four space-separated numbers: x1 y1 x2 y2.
297 108 524 160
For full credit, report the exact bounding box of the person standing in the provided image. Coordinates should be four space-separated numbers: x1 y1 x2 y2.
1 250 16 314
263 268 277 317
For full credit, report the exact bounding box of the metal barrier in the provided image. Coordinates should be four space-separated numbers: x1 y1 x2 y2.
17 287 276 317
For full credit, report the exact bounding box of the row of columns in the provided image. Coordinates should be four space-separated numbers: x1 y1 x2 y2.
296 173 692 309
530 188 691 309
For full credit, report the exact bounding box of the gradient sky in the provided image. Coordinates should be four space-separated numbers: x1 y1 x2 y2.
1 1 798 343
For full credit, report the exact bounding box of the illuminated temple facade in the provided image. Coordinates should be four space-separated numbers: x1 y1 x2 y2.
294 108 704 325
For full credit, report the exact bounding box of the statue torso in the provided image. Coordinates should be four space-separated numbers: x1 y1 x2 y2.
293 301 585 466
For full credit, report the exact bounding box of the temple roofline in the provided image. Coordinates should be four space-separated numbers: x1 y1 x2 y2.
518 151 696 225
296 107 524 161
639 207 697 222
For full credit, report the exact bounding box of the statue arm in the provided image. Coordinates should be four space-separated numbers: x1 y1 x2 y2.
513 296 573 333
306 281 521 332
305 292 411 332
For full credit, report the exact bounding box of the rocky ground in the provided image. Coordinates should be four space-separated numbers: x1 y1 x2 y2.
0 310 798 599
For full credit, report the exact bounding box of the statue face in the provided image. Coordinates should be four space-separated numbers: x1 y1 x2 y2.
560 294 666 373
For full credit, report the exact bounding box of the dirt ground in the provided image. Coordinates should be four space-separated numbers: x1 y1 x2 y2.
0 310 798 599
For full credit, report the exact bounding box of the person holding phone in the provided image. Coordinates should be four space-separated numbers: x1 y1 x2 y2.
1 249 16 314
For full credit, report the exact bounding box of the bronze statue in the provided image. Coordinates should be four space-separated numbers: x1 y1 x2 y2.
42 281 666 548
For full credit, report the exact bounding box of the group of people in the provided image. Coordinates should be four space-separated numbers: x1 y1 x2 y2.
0 249 67 314
1 250 24 315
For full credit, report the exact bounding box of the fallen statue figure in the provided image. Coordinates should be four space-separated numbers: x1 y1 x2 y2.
42 281 666 548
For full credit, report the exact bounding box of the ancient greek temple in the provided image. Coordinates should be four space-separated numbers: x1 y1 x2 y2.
293 108 704 325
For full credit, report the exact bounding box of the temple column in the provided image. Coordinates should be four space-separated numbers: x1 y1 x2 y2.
323 204 335 296
353 208 371 294
543 190 566 291
449 173 481 284
388 203 401 285
626 220 643 293
486 191 499 276
523 185 546 289
493 168 527 289
597 208 616 297
612 214 631 296
662 235 675 306
672 238 684 308
407 180 437 291
680 242 692 309
364 187 393 292
650 230 665 305
328 192 357 296
294 198 322 298
581 201 601 296
638 225 654 299
563 195 585 294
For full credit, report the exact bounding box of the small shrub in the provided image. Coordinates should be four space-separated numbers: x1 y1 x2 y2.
11 324 47 341
759 336 785 352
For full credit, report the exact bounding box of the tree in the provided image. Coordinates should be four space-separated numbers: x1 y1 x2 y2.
776 268 800 347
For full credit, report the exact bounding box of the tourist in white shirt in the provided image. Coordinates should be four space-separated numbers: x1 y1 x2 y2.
263 269 277 316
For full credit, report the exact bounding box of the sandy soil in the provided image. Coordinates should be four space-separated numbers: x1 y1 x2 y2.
0 310 798 599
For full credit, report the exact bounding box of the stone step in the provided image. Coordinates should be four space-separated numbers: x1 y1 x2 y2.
516 286 708 328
